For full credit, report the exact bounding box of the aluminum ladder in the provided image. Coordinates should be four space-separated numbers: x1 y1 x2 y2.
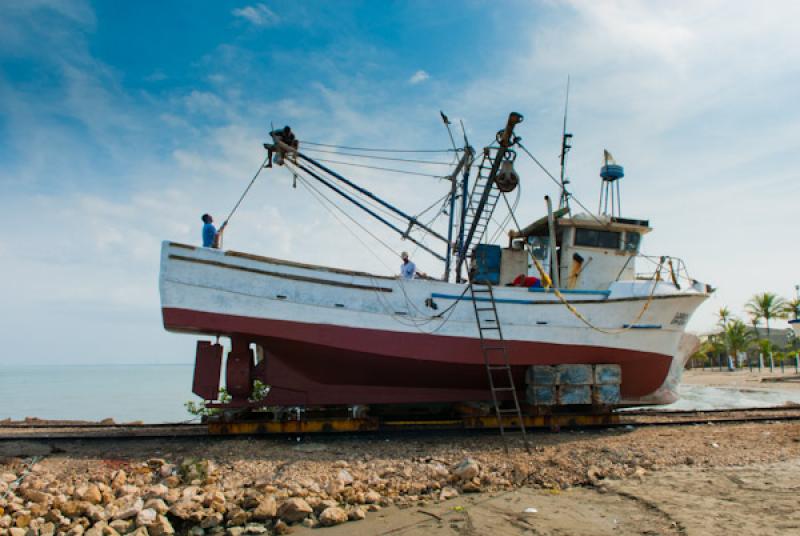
469 281 531 453
461 148 502 249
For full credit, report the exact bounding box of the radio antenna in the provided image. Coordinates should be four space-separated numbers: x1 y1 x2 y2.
559 76 573 211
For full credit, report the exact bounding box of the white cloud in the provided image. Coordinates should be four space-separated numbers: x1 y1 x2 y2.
408 70 430 84
232 4 279 27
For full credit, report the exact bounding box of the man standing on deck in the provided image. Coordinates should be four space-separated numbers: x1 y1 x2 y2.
400 251 416 280
201 214 226 248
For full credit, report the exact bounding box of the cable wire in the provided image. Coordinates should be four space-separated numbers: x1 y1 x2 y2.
300 140 456 153
301 147 455 166
310 157 449 178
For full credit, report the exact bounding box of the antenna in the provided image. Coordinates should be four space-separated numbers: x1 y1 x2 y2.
559 76 573 211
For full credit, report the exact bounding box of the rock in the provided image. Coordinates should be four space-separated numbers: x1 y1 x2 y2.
112 496 143 520
200 512 223 529
273 520 291 535
109 519 132 533
277 498 312 523
110 471 127 490
366 504 381 512
128 528 149 536
364 490 380 504
243 523 268 534
1 472 17 483
145 485 168 500
0 515 10 529
159 465 176 479
146 459 167 468
23 488 50 504
452 459 480 481
227 528 245 536
162 476 181 489
9 528 27 536
14 512 31 527
135 508 157 527
84 485 102 505
167 500 194 520
187 527 205 536
312 499 337 514
439 487 459 501
301 517 318 528
143 499 168 515
348 507 366 521
251 495 276 520
318 507 347 527
462 480 481 493
147 514 175 536
226 508 248 526
39 521 57 536
336 469 354 486
67 525 85 536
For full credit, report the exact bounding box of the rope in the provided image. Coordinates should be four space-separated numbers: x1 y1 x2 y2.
309 157 448 178
301 147 455 166
222 154 271 227
299 140 455 153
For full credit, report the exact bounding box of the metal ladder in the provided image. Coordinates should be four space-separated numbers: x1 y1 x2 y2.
462 148 502 247
469 281 531 453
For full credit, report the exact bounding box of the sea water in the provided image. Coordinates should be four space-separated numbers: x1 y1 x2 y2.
3 365 800 423
1 364 195 423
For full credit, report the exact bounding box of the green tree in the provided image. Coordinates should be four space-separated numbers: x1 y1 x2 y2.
784 297 800 321
745 292 787 344
724 319 753 368
716 306 732 328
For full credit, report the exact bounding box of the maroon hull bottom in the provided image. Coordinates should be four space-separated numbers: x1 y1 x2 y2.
164 308 673 405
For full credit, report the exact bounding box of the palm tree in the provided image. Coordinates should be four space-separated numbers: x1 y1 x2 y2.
716 306 732 328
724 319 753 368
745 292 788 344
785 297 800 321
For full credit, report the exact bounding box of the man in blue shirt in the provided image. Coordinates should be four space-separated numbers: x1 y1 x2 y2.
201 214 226 248
400 251 416 280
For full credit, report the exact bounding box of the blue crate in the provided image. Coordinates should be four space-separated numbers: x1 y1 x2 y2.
526 385 556 406
473 244 501 285
556 364 593 385
558 385 592 405
525 365 559 385
593 364 622 385
592 384 621 405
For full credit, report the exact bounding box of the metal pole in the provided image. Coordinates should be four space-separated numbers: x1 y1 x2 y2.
443 151 472 281
545 195 560 288
456 153 472 283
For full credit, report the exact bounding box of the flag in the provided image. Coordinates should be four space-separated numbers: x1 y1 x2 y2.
603 149 616 165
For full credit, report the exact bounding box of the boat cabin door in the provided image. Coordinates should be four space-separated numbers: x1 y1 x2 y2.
527 236 552 280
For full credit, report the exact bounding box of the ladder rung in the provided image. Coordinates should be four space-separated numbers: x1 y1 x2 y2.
479 326 500 331
497 408 521 414
475 307 495 311
493 387 516 392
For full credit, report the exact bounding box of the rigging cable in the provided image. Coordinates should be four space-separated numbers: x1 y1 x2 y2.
217 153 271 248
299 140 456 153
293 166 466 330
301 147 455 166
517 142 605 226
309 157 449 178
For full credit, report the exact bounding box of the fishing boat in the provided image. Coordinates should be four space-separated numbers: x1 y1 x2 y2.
160 112 711 412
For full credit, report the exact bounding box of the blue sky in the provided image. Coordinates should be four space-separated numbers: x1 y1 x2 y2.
2 1 799 365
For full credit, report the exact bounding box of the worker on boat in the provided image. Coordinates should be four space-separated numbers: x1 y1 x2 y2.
266 126 298 168
399 251 416 279
201 214 226 248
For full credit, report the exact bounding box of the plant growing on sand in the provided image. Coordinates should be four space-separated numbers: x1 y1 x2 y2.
745 292 788 343
724 319 753 367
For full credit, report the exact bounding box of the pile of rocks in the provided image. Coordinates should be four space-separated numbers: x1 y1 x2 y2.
0 456 490 535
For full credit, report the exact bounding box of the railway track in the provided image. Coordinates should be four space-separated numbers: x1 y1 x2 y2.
2 405 800 441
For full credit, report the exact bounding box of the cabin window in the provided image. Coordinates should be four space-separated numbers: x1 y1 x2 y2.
574 228 621 249
623 232 641 253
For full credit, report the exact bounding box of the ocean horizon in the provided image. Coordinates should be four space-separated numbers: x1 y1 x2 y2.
1 363 197 423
